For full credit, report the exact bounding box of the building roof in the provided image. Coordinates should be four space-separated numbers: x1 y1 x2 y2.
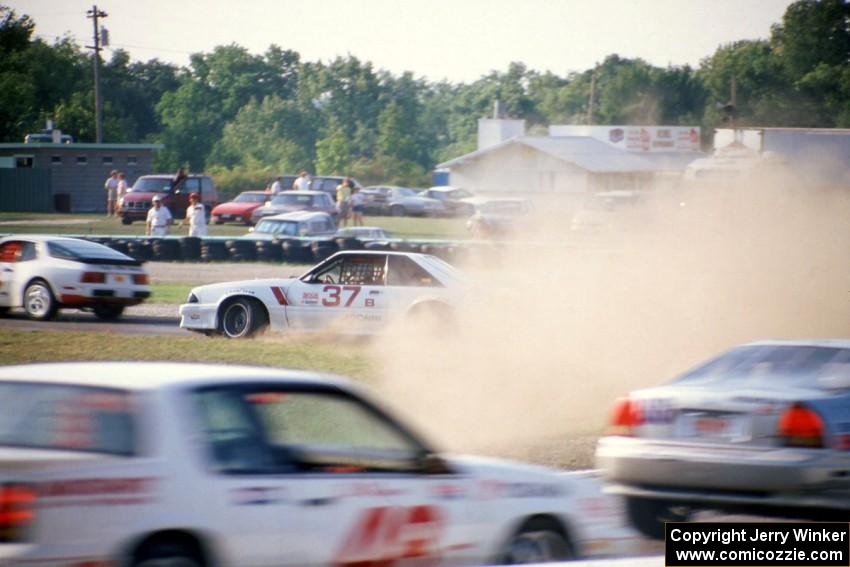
437 136 703 173
0 143 164 150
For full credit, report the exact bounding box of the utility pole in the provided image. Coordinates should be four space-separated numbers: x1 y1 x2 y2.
586 65 597 125
86 5 107 143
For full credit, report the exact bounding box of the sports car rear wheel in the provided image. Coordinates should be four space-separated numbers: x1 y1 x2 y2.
93 304 125 321
625 496 691 540
24 280 58 321
220 298 267 338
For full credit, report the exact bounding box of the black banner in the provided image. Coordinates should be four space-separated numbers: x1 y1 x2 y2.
666 522 849 567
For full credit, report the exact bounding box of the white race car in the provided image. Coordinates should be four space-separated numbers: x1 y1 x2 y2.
0 236 151 321
179 250 469 338
0 362 645 566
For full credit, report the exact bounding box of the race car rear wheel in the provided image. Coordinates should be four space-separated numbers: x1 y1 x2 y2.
625 496 691 540
23 280 58 321
501 517 574 563
133 540 204 567
220 297 267 338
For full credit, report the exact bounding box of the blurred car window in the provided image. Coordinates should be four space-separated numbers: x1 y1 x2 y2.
677 345 850 383
387 255 440 287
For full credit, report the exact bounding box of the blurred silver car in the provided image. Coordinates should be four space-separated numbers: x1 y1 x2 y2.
596 340 850 539
362 186 445 217
244 211 337 240
251 191 337 224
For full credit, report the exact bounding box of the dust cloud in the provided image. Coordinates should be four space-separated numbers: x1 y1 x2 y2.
371 167 850 467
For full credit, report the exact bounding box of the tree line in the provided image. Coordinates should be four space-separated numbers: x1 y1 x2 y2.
1 0 847 193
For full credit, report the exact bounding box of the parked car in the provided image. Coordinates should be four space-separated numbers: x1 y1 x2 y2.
251 191 337 224
466 198 534 237
596 339 850 539
244 211 337 241
210 191 270 225
0 361 643 566
0 236 150 321
361 186 445 217
180 250 470 338
119 174 218 225
335 226 393 240
419 186 477 216
570 191 642 233
307 175 364 196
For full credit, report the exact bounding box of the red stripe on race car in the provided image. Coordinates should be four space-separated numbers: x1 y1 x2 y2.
270 287 288 305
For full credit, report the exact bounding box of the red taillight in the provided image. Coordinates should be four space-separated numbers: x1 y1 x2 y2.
133 273 149 285
0 484 36 542
778 403 824 448
607 397 643 436
80 271 106 284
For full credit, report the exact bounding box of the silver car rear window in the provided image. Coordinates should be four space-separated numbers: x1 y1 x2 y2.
677 345 850 383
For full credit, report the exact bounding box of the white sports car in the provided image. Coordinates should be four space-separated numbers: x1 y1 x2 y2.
179 250 468 338
0 362 645 566
0 235 150 321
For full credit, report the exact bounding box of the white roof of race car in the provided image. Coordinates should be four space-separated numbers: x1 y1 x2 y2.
0 235 89 244
0 362 346 391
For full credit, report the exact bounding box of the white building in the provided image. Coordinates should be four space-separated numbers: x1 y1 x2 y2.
436 120 704 201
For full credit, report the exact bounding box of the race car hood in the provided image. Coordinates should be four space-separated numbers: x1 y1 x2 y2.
190 278 300 303
444 454 573 487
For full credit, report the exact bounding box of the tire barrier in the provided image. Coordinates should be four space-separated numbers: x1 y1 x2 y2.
127 240 153 262
281 238 311 263
310 239 339 263
180 237 203 261
390 241 420 253
201 240 228 262
152 238 181 262
255 239 282 262
365 241 391 251
336 237 365 251
109 239 130 256
225 239 257 262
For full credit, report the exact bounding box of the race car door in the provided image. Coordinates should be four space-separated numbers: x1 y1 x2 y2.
284 253 388 332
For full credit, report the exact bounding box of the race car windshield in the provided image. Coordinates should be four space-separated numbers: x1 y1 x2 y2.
0 382 136 456
676 345 850 384
235 193 267 203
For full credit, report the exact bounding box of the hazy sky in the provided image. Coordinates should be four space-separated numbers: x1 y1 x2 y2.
13 0 794 83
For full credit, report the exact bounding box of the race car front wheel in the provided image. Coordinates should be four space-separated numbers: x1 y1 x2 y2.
501 517 574 563
220 297 268 338
133 540 204 567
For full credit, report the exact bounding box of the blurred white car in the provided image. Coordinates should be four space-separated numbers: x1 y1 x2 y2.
361 186 445 217
0 236 150 321
243 211 338 240
466 198 534 238
0 362 643 566
570 191 642 233
180 250 468 338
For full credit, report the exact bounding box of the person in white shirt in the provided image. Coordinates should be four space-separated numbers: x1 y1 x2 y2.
104 170 119 216
292 170 310 190
270 176 283 195
180 192 208 237
146 195 172 236
116 172 130 211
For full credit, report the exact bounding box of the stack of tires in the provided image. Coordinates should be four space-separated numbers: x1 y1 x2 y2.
335 237 364 251
390 241 420 253
180 237 203 262
310 239 339 262
280 238 311 263
152 238 181 261
255 239 282 262
126 240 152 261
225 239 257 262
201 240 228 262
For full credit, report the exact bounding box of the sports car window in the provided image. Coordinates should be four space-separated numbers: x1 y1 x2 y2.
676 345 850 383
0 382 136 456
0 241 35 262
310 255 386 286
194 386 426 474
387 256 441 287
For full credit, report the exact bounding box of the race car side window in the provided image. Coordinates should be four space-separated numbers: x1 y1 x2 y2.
308 255 387 286
387 255 441 287
193 385 434 475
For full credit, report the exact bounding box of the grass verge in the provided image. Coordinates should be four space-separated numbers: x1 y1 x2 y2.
0 329 377 383
149 283 193 304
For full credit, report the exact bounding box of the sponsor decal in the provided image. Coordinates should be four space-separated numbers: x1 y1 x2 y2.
303 291 319 305
609 128 624 143
334 505 443 566
270 286 288 305
38 477 158 507
430 483 466 500
476 479 564 499
230 487 285 506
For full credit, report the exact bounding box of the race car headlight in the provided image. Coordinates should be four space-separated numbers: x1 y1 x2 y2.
186 292 199 304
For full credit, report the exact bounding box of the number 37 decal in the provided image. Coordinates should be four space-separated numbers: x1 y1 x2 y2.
322 285 361 307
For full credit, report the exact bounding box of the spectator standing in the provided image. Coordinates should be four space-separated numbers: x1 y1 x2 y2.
180 192 208 237
335 177 353 228
293 170 310 190
349 188 365 227
104 170 119 216
116 172 129 200
270 176 283 195
146 195 173 236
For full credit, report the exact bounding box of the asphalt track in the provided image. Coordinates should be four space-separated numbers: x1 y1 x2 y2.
0 308 186 336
